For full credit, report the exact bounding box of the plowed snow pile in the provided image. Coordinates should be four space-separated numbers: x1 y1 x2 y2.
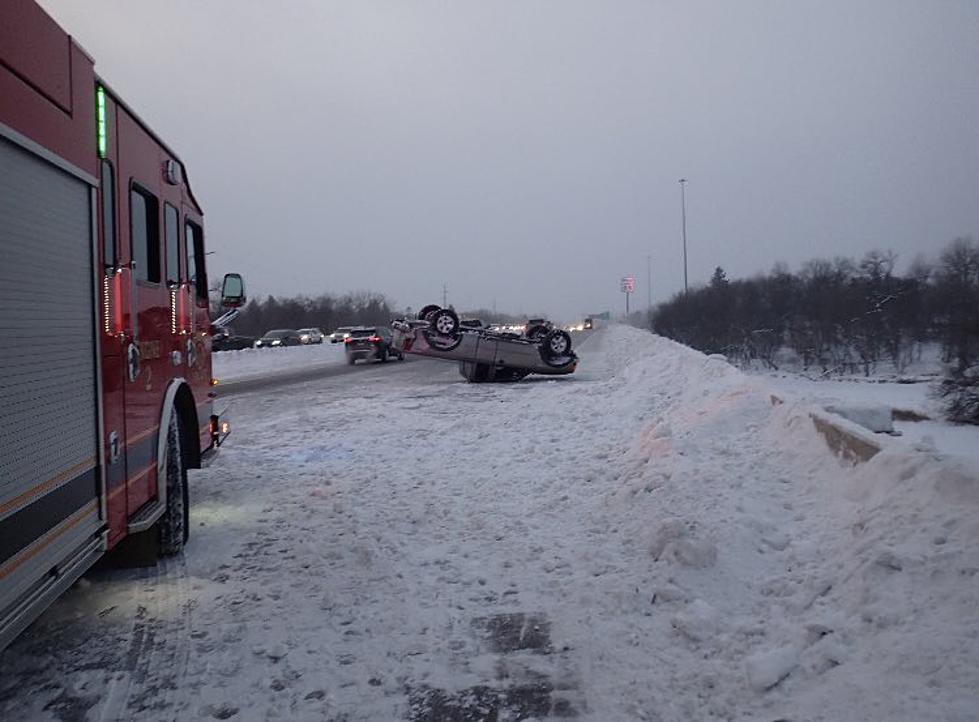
590 326 979 720
213 342 345 382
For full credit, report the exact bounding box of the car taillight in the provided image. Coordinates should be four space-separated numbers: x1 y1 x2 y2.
368 336 381 342
344 337 355 343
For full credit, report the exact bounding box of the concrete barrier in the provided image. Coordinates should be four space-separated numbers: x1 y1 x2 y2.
808 410 884 464
769 393 884 465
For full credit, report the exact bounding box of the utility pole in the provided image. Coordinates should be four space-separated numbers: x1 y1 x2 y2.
679 178 688 294
442 282 447 308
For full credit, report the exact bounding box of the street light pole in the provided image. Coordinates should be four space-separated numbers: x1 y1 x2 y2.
679 178 688 294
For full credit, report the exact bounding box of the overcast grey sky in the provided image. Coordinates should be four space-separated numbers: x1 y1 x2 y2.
40 0 979 319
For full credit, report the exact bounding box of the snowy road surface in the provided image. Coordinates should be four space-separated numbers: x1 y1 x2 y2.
2 327 977 721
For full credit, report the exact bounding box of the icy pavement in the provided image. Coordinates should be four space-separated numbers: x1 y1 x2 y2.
2 326 978 721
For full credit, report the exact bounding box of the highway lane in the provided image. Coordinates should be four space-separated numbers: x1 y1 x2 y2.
215 329 598 397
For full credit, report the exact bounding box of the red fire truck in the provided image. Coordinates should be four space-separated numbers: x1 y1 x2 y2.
0 0 243 650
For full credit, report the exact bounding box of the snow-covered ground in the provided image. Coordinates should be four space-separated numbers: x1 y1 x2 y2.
2 326 977 721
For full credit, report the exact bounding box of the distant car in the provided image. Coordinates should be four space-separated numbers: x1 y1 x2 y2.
298 327 325 344
330 326 355 344
344 327 404 364
254 329 302 348
583 318 594 330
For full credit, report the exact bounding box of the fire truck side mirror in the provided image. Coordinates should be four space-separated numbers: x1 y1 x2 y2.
220 273 246 308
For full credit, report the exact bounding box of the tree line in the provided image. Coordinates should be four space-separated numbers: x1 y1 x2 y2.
650 237 979 423
223 291 398 337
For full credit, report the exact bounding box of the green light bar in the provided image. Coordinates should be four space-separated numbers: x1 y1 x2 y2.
96 85 107 158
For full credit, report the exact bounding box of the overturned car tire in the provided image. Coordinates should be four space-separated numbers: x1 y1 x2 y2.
424 329 464 352
542 329 573 359
418 304 442 321
430 307 460 336
525 323 550 341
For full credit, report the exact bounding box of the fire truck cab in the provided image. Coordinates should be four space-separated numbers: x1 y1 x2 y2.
0 0 242 650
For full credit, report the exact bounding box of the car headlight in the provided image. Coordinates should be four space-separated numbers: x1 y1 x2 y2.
271 340 281 346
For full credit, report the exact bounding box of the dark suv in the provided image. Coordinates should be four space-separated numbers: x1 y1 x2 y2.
344 327 404 364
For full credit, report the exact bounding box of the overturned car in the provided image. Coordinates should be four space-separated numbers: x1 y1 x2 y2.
391 305 578 382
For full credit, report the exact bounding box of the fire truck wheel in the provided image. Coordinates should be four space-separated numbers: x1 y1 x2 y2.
431 308 460 336
158 411 189 556
418 304 441 321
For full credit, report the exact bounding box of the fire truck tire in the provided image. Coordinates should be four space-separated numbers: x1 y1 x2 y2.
418 304 441 321
158 411 189 556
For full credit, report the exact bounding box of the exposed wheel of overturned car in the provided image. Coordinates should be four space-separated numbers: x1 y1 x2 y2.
525 324 549 341
542 329 573 360
418 304 442 321
430 307 460 336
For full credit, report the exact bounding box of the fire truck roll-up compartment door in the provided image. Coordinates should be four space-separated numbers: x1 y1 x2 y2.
0 136 104 650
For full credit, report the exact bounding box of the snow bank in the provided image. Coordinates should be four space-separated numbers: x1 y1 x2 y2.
212 342 346 382
596 326 979 720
